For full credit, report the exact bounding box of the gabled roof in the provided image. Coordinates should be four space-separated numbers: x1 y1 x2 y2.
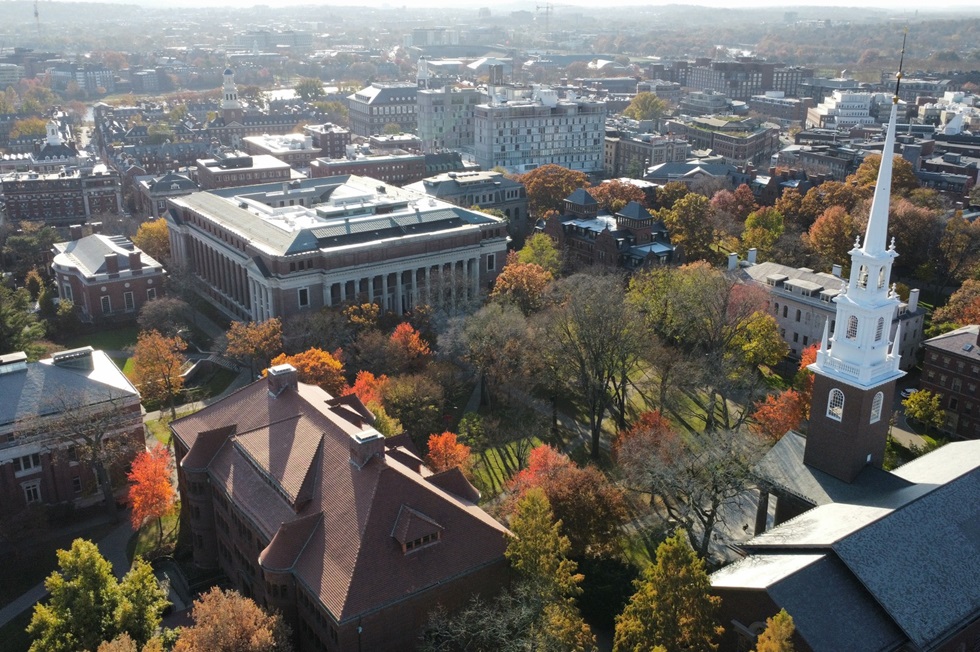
52 234 164 276
170 376 510 624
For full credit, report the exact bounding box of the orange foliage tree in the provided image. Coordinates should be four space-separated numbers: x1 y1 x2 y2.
614 410 677 462
795 343 819 419
933 279 980 326
507 445 627 558
589 180 647 214
226 318 282 376
174 588 292 652
268 347 347 396
803 205 865 268
127 445 174 546
387 322 431 373
425 431 471 474
347 370 389 407
516 164 590 216
489 253 553 315
751 389 804 442
131 330 186 419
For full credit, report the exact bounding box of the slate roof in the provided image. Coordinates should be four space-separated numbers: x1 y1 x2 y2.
0 348 139 428
52 234 164 276
566 187 597 206
170 376 510 624
923 324 980 357
718 439 980 651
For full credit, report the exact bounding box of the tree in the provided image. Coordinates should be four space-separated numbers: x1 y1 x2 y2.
795 343 819 420
425 431 472 473
589 180 647 214
132 331 186 419
132 218 171 261
28 539 168 652
516 233 562 277
613 530 723 652
98 633 164 652
712 185 757 223
933 279 980 326
618 426 762 558
225 318 283 376
268 347 347 396
490 256 553 316
383 373 444 441
347 370 389 407
803 205 864 269
887 199 941 275
754 609 796 652
0 285 46 359
128 445 174 546
654 181 690 211
622 92 668 122
903 389 946 434
934 215 980 291
387 322 431 373
295 77 324 101
547 274 644 459
10 116 47 139
174 587 293 652
516 164 590 217
751 389 804 442
847 154 920 197
742 207 785 260
661 193 716 262
507 445 627 558
138 297 192 338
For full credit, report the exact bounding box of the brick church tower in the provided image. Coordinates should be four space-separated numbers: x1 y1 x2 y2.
803 78 907 483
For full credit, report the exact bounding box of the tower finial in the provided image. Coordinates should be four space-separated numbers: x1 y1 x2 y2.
894 28 908 103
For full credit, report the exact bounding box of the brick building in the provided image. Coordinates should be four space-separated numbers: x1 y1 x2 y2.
309 149 426 187
303 123 352 160
0 166 123 225
920 324 980 440
165 175 509 321
666 116 781 166
51 231 167 324
170 366 510 651
0 347 143 519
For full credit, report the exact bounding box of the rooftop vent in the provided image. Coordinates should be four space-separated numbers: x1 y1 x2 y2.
0 351 28 375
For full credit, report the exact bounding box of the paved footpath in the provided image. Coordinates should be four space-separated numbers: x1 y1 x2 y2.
0 517 135 629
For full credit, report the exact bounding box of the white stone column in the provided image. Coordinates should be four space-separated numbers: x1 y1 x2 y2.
340 280 347 303
382 273 389 312
395 271 404 315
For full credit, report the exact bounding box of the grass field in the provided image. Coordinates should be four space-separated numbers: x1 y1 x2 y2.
64 325 140 352
127 510 180 564
470 435 544 499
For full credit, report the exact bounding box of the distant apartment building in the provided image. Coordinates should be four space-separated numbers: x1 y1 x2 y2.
232 29 313 52
666 116 780 166
405 170 528 224
686 58 813 101
0 166 123 225
798 76 862 103
637 79 682 104
473 88 606 173
920 325 980 440
748 91 814 125
416 86 485 153
806 91 876 130
242 134 322 170
195 151 293 190
347 83 419 137
302 123 351 160
0 63 24 87
679 90 732 117
52 231 167 324
47 62 115 94
309 147 426 186
603 131 690 178
164 176 509 321
739 259 924 366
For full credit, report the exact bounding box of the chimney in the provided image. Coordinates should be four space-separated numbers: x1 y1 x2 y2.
266 363 298 396
747 248 758 264
105 253 120 275
832 264 843 277
349 429 386 469
128 251 142 272
727 252 738 271
0 351 29 375
69 224 83 240
907 288 919 313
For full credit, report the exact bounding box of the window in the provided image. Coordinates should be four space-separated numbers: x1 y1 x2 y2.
298 287 310 308
124 291 134 311
72 476 82 494
14 453 41 475
878 266 887 289
782 306 788 318
404 532 440 552
147 288 156 301
875 317 884 341
63 284 73 302
857 265 868 289
870 392 883 424
101 295 111 314
22 480 41 504
950 397 959 410
827 389 845 421
486 254 495 271
846 316 858 340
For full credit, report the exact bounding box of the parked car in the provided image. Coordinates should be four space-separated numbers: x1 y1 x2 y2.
901 388 918 399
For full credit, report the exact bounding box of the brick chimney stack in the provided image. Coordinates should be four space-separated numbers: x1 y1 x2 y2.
267 364 298 396
128 251 142 273
349 429 386 469
105 253 120 275
69 224 83 240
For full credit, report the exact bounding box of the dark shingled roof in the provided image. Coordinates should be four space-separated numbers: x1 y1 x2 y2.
565 187 597 205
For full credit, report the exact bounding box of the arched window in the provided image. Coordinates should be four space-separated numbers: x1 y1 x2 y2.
827 389 845 421
774 302 779 315
875 317 885 341
870 392 883 424
858 265 869 289
878 266 887 289
795 309 802 322
846 315 858 340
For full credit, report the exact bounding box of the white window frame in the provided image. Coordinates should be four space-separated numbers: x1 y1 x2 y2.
297 287 310 308
101 295 111 314
870 392 883 424
486 254 495 272
827 389 845 422
124 291 135 311
22 480 41 504
63 283 73 302
147 288 156 301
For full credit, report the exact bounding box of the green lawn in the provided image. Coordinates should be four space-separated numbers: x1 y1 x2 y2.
63 325 140 352
127 510 180 564
470 435 544 499
146 417 173 447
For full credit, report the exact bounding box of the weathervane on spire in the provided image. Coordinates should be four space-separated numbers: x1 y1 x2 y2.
894 28 908 104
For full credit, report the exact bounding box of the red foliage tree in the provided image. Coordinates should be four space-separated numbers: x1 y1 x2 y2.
425 431 472 474
388 322 431 373
346 370 389 407
127 445 174 545
614 410 677 462
751 389 804 442
489 254 553 315
795 343 820 419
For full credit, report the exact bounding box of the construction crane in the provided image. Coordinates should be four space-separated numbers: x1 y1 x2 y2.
34 0 41 37
536 3 552 43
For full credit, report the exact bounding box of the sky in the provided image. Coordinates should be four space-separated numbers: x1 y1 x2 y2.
95 0 980 10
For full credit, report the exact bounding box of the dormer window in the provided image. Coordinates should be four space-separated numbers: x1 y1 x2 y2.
404 532 440 552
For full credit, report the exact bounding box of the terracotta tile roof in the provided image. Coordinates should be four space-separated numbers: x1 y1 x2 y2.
171 374 510 624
